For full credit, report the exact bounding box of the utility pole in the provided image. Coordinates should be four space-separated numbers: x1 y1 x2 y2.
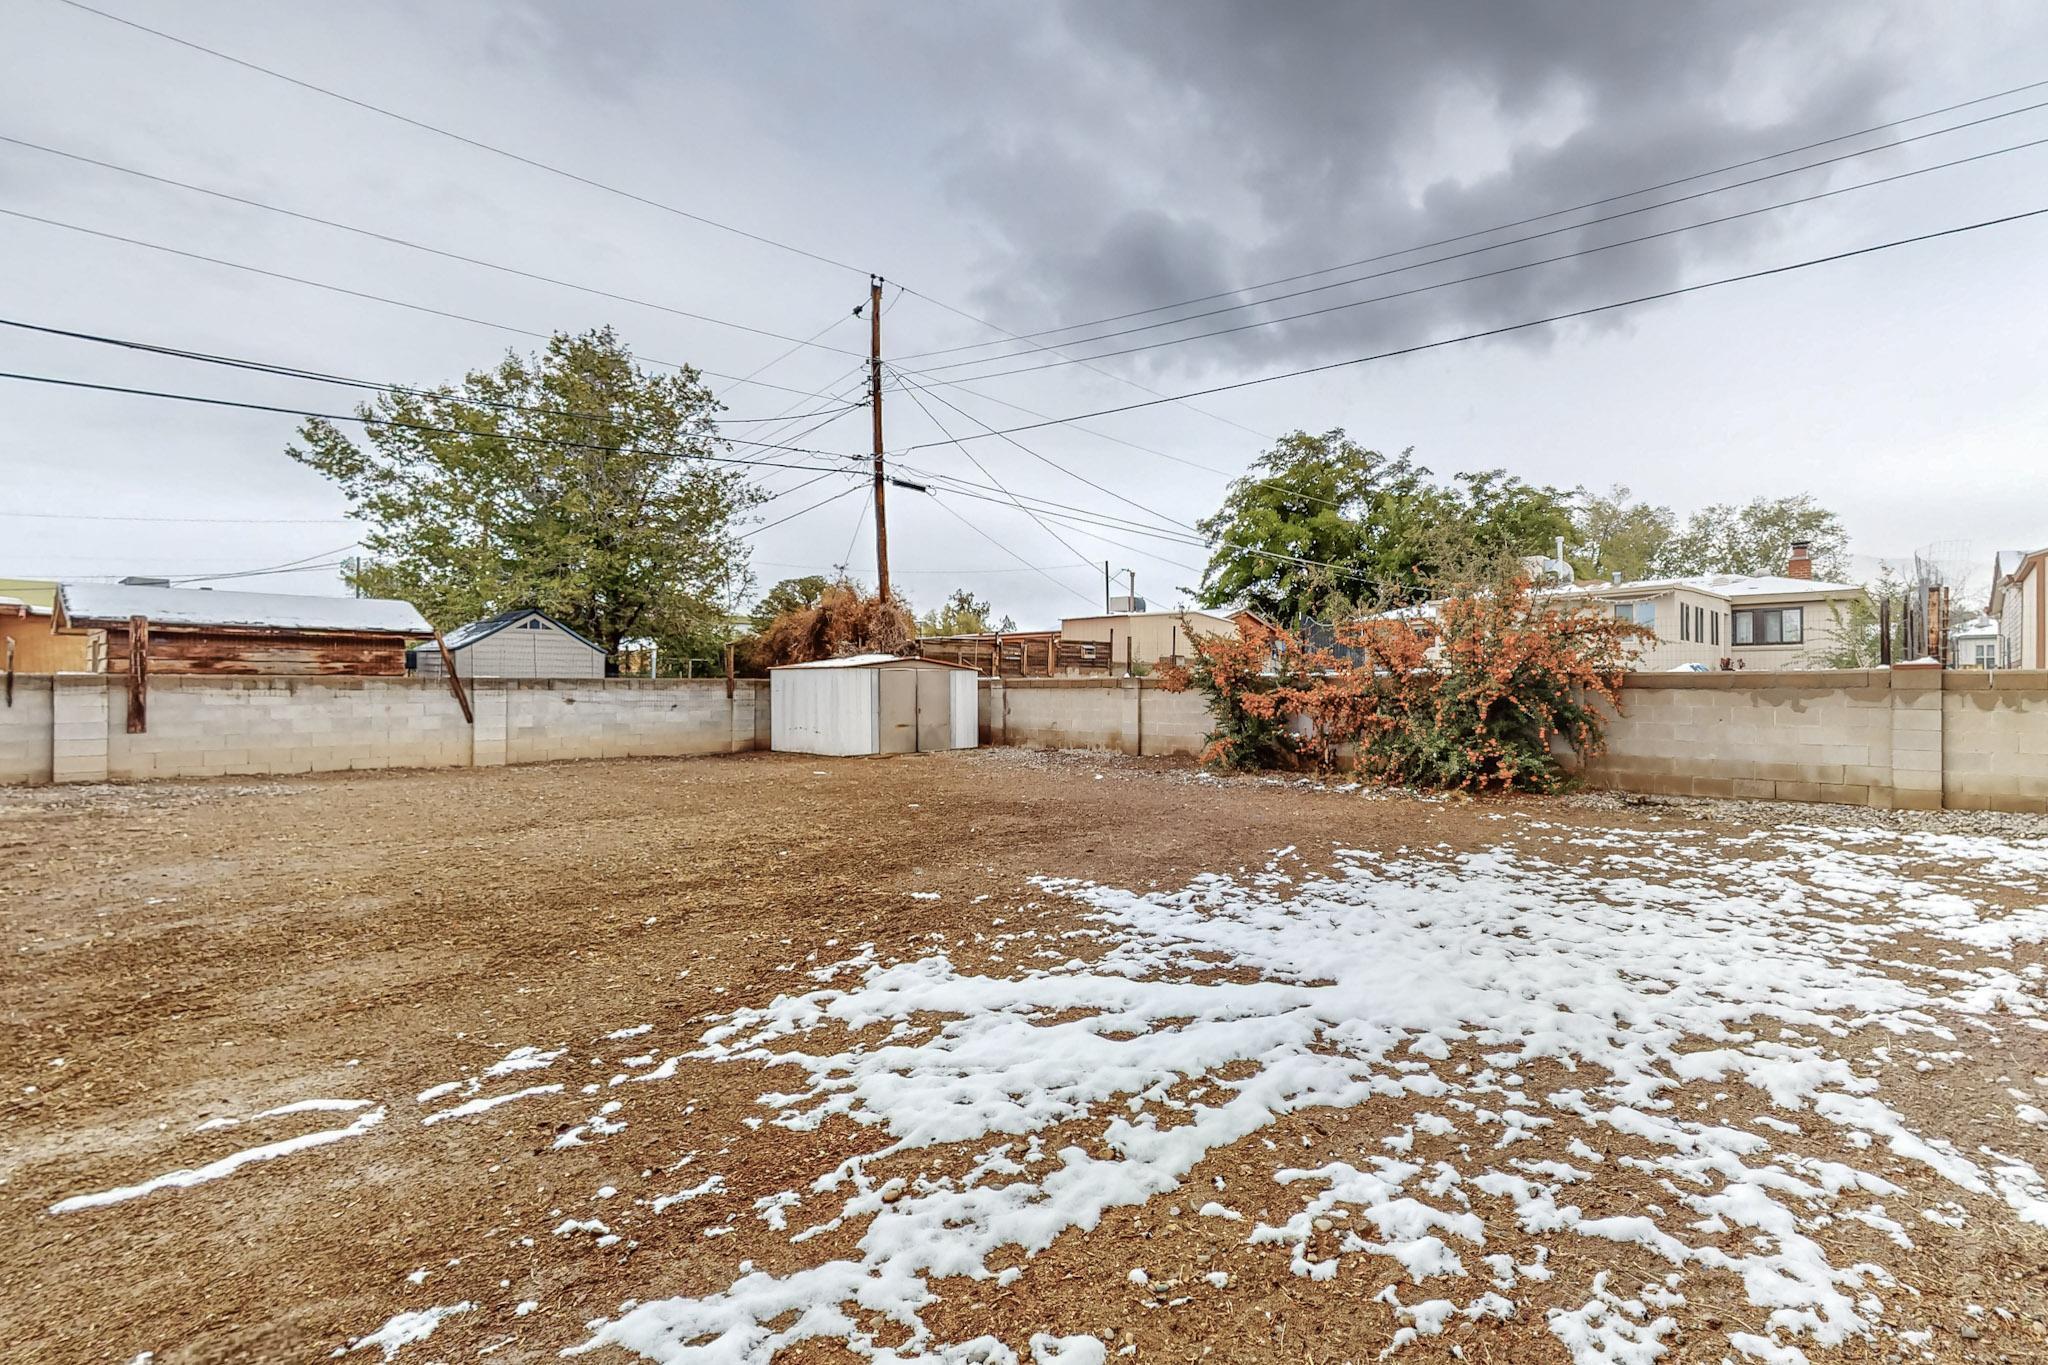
868 275 891 602
1103 561 1111 612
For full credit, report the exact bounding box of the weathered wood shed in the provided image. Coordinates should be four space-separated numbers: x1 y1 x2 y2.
411 608 605 679
770 653 978 756
53 583 431 675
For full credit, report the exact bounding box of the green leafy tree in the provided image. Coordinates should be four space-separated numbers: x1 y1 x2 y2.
1652 494 1849 581
1195 429 1574 623
917 588 1014 636
750 575 833 630
1196 430 1434 624
1422 470 1576 583
1569 484 1674 581
289 328 760 656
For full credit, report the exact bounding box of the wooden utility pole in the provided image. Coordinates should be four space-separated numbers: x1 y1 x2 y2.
869 275 891 602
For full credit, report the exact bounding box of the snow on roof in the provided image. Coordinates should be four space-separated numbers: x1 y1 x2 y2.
774 652 973 671
1564 573 1862 600
57 582 432 634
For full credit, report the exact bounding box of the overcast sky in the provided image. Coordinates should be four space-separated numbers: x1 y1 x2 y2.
3 0 2045 622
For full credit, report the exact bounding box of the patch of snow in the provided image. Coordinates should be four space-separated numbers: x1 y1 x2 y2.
51 1107 387 1214
347 1302 472 1360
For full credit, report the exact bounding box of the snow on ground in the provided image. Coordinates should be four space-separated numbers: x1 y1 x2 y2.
42 814 2048 1361
50 1105 387 1214
575 823 2048 1364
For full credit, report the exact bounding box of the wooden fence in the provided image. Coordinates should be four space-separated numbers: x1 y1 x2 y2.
917 634 1114 677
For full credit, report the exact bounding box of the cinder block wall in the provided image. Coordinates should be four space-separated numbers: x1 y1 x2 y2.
1944 672 2048 812
499 679 763 764
985 678 1210 758
1579 668 2048 813
1 675 770 785
0 675 54 784
987 669 2048 813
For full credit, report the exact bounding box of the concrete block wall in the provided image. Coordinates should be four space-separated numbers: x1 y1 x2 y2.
1943 671 2048 813
987 669 2048 814
105 676 474 780
1581 671 1899 806
500 679 765 764
0 674 770 785
0 675 55 784
985 678 1211 758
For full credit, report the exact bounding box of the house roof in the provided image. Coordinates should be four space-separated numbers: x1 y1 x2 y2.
1567 573 1862 601
57 582 432 634
774 652 977 671
441 607 602 654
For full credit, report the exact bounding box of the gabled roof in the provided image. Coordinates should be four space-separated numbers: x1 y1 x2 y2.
441 607 602 654
57 582 431 634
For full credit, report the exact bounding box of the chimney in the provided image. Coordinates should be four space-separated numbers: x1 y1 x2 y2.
1786 541 1813 580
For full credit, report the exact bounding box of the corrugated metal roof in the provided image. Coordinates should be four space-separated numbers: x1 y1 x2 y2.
58 582 431 634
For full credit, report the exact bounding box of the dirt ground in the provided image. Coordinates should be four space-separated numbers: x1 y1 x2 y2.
2 749 2046 1365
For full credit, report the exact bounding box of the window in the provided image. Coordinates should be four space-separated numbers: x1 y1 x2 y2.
1733 606 1803 646
1710 611 1720 646
1973 641 1997 668
1612 601 1656 629
1680 606 1690 642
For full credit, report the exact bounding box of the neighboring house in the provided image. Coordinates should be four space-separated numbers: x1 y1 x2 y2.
411 608 606 679
1554 544 1865 671
0 581 91 671
1989 547 2046 670
1951 614 2002 670
53 583 431 675
1058 608 1241 672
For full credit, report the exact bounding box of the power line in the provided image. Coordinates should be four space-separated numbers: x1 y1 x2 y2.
888 363 1194 535
0 308 870 431
740 481 869 539
904 128 2048 384
920 490 1101 608
897 74 2048 363
52 0 872 280
0 135 871 361
3 508 349 524
0 367 868 473
885 365 1118 578
899 205 2048 449
0 207 850 402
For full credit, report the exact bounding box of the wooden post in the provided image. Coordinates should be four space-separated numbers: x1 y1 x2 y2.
724 642 736 699
126 615 149 733
5 636 14 708
433 631 473 724
1125 633 1134 678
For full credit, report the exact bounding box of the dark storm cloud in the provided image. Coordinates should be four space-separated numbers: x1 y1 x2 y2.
923 1 1912 379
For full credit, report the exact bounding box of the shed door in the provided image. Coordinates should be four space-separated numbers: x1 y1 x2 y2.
879 668 917 753
915 668 951 752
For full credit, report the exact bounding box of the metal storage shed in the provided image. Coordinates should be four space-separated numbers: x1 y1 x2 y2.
770 653 979 756
412 608 606 679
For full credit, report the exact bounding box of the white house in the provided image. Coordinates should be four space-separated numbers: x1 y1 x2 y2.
1951 614 2002 670
1989 547 2046 670
1556 544 1865 671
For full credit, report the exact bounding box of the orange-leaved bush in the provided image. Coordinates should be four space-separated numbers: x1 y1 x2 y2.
1156 581 1649 791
